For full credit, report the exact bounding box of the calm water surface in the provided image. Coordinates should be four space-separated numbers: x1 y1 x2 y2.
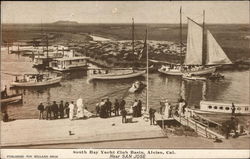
1 49 249 121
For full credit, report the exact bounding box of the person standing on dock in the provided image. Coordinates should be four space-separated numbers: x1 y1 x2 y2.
64 102 70 118
69 101 75 120
106 98 112 117
137 100 142 117
120 99 126 111
231 103 236 116
149 108 156 125
52 101 59 119
164 100 170 118
59 101 64 119
45 102 52 120
132 99 138 117
114 99 120 116
95 102 100 117
121 108 127 123
99 99 107 118
37 103 45 119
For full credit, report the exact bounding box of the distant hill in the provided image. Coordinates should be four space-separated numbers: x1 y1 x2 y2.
53 20 78 25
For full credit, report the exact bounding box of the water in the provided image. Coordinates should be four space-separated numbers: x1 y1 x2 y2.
1 50 146 119
1 49 249 121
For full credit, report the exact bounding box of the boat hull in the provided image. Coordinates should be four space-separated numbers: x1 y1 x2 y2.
158 66 216 76
187 108 250 116
11 77 62 87
1 94 23 104
51 65 88 72
183 76 206 81
89 70 146 80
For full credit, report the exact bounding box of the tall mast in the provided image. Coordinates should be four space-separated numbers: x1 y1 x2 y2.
146 27 149 111
180 6 183 65
46 34 49 59
202 10 206 65
132 18 135 55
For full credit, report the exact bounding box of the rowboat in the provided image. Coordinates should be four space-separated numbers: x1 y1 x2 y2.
129 81 146 93
1 94 23 104
11 74 62 87
188 100 250 116
89 70 146 80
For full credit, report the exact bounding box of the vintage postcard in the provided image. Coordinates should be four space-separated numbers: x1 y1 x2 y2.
1 1 249 158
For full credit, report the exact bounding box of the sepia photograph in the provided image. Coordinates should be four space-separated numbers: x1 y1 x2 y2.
1 1 250 158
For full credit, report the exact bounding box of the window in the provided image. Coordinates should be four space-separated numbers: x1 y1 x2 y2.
245 107 249 111
219 107 223 110
237 107 241 110
208 106 212 109
225 107 230 110
214 106 218 109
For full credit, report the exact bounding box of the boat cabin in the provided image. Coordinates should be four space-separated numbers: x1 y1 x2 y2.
49 57 90 71
15 74 49 83
200 100 250 114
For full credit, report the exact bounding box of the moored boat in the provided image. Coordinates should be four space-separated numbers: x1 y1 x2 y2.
158 8 232 76
89 70 146 80
188 100 250 116
49 56 90 71
129 81 146 93
1 94 23 105
11 74 62 87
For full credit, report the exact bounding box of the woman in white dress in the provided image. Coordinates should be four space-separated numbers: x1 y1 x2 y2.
164 100 169 118
69 101 75 120
76 98 84 119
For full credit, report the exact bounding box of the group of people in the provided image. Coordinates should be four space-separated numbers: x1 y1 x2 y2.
37 101 70 120
159 97 187 119
37 98 94 120
161 65 205 72
96 98 127 121
95 98 144 124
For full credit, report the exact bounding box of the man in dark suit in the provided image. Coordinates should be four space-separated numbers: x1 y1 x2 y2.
106 98 112 117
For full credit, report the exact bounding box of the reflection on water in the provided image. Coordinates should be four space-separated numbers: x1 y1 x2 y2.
149 71 249 109
1 50 249 120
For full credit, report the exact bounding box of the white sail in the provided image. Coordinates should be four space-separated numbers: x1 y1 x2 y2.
184 19 203 65
206 30 232 65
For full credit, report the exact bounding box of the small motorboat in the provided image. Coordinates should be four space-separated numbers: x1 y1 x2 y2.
89 70 146 80
129 81 146 93
182 73 207 81
11 74 62 87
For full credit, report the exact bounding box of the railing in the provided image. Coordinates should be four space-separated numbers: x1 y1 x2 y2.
173 115 225 139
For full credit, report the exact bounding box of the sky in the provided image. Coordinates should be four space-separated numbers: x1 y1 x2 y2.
1 1 249 24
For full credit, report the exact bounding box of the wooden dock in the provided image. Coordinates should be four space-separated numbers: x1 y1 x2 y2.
155 112 225 139
1 116 165 148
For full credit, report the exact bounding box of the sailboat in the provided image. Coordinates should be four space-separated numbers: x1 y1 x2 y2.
158 8 232 76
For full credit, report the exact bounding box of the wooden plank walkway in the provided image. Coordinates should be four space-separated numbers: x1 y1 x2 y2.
1 116 165 148
154 111 225 139
172 115 225 139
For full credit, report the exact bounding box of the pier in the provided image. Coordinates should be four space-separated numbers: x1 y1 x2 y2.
1 116 165 148
155 111 226 140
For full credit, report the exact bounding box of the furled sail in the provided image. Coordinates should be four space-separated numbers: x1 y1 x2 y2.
206 30 232 65
184 19 203 65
